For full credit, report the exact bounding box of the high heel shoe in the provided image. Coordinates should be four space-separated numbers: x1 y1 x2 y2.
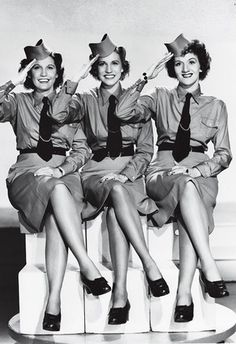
146 275 170 297
200 271 229 298
80 272 111 296
174 302 194 322
42 312 61 331
108 300 131 325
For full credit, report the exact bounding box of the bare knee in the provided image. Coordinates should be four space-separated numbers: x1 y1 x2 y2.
53 183 66 192
109 183 127 200
181 181 198 200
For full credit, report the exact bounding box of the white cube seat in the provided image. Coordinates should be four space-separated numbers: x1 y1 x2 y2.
18 264 84 334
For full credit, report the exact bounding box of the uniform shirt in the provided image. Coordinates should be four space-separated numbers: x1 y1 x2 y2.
0 81 91 174
115 82 232 178
50 82 154 182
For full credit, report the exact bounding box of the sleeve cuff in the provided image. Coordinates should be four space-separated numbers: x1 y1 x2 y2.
194 164 209 178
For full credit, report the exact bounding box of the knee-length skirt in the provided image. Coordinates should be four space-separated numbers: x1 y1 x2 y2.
81 156 158 221
6 153 84 233
145 151 218 231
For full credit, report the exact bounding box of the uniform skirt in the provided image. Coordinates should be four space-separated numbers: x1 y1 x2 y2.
6 153 84 233
81 156 158 221
145 150 218 231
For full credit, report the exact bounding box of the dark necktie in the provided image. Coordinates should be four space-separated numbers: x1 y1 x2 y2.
172 93 192 162
106 95 122 157
36 97 53 161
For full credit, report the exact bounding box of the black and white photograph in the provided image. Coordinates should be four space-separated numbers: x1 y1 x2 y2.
0 1 236 343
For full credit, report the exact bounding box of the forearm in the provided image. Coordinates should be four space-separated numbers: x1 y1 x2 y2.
194 150 232 178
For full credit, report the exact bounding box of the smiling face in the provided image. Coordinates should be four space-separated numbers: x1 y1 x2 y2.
174 52 201 90
30 56 58 94
97 51 123 90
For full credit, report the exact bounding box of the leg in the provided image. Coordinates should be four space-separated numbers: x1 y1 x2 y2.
108 183 162 281
50 184 100 280
176 217 198 306
106 207 129 307
179 181 221 281
45 212 68 315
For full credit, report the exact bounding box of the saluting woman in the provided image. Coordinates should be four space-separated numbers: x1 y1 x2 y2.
114 34 232 322
51 34 172 325
0 40 111 331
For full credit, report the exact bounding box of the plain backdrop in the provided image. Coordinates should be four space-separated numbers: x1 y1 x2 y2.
0 0 235 207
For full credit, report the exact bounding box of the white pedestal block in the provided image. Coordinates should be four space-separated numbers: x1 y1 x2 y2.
148 222 177 266
84 264 150 333
18 264 84 334
86 213 108 263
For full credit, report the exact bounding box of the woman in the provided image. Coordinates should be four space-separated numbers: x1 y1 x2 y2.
0 39 111 331
115 34 232 322
52 34 172 325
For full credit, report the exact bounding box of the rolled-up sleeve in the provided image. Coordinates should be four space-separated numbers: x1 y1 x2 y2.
195 101 232 177
60 123 92 174
120 120 154 181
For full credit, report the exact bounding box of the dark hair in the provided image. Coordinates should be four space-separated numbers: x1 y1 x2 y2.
166 40 211 80
18 53 64 90
89 47 130 81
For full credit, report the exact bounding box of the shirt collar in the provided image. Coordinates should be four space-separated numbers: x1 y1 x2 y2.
32 90 56 107
98 83 122 105
176 84 202 104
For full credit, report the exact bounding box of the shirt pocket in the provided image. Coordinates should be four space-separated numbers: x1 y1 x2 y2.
200 117 218 140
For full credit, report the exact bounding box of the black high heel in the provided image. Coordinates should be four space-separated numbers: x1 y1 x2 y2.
200 271 229 298
174 302 194 322
108 300 131 325
80 272 111 296
146 275 170 297
42 312 61 331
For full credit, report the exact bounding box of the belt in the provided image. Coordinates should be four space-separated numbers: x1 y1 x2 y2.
158 142 204 153
20 147 67 156
92 145 134 162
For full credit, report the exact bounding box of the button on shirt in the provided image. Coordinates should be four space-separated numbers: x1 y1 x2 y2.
115 83 232 178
